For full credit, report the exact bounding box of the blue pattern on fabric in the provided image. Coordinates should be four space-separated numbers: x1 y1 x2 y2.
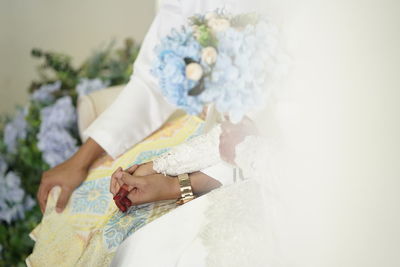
71 177 111 214
102 203 154 251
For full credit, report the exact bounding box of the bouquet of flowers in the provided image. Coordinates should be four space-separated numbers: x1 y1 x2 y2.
152 10 285 123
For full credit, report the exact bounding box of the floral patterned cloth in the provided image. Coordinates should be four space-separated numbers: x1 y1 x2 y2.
26 115 204 267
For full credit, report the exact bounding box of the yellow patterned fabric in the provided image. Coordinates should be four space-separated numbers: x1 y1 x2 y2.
26 115 204 267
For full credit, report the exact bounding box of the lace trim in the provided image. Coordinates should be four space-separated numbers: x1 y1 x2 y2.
199 181 278 267
153 125 222 176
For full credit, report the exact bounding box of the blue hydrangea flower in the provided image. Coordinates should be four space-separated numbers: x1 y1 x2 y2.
152 16 284 123
198 22 276 123
152 28 203 114
31 81 62 103
3 108 28 154
0 170 34 224
37 96 78 167
76 78 110 97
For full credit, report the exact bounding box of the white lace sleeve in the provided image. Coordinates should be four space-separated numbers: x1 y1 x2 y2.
153 125 222 176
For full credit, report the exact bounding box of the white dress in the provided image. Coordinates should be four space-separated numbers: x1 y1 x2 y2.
111 126 276 267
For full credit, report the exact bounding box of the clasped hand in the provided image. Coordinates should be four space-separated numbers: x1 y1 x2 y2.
110 162 181 206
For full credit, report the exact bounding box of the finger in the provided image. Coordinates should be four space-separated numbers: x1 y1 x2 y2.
37 183 52 214
56 187 72 213
110 176 118 195
133 162 156 176
110 169 122 195
127 188 143 205
125 164 138 175
110 167 123 194
127 186 154 206
120 172 141 187
118 180 133 191
111 167 123 179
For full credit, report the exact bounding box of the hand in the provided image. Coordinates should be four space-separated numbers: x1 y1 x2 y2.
37 138 105 214
37 157 88 213
119 172 180 205
110 165 137 196
132 161 155 176
110 162 156 196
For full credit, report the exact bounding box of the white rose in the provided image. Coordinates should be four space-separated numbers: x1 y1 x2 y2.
207 18 230 32
201 46 218 65
205 12 217 21
185 63 203 81
192 25 199 32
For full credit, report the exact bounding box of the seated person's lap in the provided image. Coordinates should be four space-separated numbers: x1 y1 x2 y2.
26 115 204 266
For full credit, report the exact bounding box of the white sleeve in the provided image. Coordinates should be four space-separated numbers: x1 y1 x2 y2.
83 0 184 158
153 125 234 186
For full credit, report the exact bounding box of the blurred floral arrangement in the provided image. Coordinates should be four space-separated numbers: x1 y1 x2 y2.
152 10 286 123
0 39 139 266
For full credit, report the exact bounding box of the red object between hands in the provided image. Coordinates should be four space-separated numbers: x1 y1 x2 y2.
113 184 132 212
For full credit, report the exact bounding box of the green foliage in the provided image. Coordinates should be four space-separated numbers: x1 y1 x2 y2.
0 38 140 265
80 38 140 85
189 15 206 26
12 103 49 196
196 25 218 47
0 207 41 267
31 49 79 90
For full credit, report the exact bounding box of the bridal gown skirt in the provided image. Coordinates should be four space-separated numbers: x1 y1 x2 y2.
26 115 204 267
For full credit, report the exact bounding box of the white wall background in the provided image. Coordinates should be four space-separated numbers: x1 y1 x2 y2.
0 0 156 114
258 0 400 266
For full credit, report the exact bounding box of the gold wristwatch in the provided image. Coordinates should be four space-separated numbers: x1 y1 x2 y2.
176 173 195 205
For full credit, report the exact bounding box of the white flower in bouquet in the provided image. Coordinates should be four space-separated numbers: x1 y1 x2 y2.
205 12 218 21
207 18 230 32
186 62 203 81
201 47 218 65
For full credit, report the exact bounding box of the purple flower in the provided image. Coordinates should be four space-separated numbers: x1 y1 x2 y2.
37 127 78 167
31 81 62 103
76 78 109 97
0 171 33 224
3 109 28 154
37 96 79 167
